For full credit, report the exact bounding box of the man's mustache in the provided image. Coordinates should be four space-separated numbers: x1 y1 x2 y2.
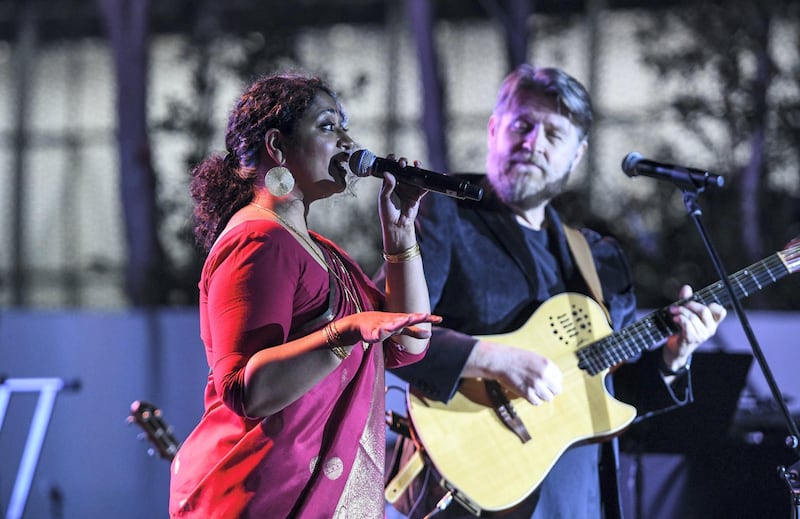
511 153 546 169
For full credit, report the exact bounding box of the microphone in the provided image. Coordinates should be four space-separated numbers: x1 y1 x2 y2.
349 149 483 201
621 152 724 191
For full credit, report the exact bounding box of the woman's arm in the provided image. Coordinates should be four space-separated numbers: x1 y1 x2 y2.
377 169 433 355
241 310 436 417
209 225 436 418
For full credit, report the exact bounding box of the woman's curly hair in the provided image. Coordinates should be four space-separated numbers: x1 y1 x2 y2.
190 73 340 252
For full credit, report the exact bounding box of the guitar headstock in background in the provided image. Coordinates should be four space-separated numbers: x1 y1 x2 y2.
128 400 180 462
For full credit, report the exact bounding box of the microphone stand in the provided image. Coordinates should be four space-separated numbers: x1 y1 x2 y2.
679 187 800 517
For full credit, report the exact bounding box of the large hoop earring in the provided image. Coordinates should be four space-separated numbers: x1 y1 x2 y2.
264 166 295 197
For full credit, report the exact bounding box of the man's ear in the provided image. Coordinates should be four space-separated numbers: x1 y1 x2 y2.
569 138 589 174
487 114 498 149
487 114 498 140
264 128 285 164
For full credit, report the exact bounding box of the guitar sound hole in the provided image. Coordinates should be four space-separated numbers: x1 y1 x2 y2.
549 314 575 344
571 305 593 334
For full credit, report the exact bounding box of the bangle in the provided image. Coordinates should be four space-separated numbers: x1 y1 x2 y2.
383 243 421 263
659 354 691 377
324 321 349 360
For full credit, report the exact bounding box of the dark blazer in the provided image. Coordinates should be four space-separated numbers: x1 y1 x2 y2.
389 177 684 405
377 177 692 518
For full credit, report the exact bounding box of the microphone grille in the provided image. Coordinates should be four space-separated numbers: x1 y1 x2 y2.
348 149 375 178
621 152 643 178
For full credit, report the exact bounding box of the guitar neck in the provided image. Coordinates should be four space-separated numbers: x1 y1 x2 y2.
693 250 795 308
578 245 799 375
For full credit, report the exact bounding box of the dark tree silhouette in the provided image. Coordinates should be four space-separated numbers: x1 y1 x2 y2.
98 0 169 305
598 0 800 309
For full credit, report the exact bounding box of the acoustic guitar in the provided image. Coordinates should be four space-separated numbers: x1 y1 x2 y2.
406 240 800 515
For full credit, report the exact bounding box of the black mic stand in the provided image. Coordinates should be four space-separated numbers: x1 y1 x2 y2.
778 461 800 519
679 187 800 518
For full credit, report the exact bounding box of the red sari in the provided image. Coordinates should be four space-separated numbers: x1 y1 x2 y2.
169 219 426 518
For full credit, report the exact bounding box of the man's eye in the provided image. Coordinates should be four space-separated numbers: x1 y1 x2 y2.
512 120 530 132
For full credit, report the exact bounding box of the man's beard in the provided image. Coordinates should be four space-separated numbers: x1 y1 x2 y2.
490 162 571 209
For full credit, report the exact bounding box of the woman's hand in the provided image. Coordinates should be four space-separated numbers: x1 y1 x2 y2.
377 155 428 251
336 311 442 345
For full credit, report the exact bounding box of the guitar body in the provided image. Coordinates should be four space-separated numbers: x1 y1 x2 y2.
404 240 800 515
407 292 637 515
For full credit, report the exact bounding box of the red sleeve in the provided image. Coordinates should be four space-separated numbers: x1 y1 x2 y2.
383 340 429 369
203 221 328 416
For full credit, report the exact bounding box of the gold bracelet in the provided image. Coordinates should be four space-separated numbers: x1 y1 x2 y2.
330 345 350 360
324 321 350 360
383 243 421 263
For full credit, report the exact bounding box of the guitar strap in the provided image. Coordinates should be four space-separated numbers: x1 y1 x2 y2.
562 224 612 325
562 225 624 519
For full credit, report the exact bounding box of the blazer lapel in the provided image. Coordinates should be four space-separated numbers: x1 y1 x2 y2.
473 206 542 292
472 199 584 299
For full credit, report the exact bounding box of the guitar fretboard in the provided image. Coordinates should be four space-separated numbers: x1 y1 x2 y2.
576 245 799 376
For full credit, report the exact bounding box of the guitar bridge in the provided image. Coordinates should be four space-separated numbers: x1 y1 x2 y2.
484 380 531 443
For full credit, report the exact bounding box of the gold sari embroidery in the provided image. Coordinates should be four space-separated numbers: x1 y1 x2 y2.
333 345 386 518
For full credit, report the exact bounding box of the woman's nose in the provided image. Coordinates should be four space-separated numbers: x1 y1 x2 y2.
338 134 355 151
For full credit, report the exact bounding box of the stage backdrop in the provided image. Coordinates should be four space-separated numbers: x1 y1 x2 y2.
2 309 800 519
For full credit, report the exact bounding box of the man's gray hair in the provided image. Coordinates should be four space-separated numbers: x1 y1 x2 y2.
494 65 593 139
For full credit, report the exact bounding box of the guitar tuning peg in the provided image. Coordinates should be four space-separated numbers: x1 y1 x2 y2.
137 432 147 441
147 447 156 457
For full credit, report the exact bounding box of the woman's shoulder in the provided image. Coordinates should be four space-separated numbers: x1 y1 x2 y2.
213 219 295 249
205 219 306 270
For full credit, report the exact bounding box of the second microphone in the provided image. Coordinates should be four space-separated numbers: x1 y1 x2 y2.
348 149 484 201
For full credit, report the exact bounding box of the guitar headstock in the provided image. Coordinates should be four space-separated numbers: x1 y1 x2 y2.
128 400 180 461
779 237 800 274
